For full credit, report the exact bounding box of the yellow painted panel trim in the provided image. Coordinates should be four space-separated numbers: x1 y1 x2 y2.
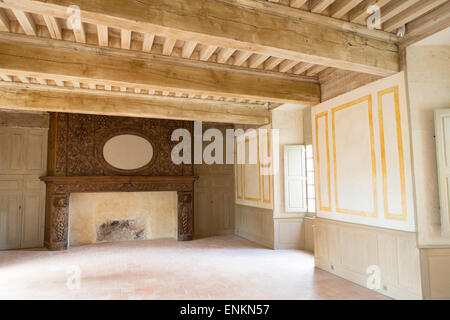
378 86 407 221
315 111 332 211
260 131 272 204
235 139 243 200
332 95 378 217
243 135 262 202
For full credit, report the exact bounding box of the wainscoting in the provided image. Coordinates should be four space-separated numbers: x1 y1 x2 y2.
314 218 422 300
420 248 450 299
235 204 273 249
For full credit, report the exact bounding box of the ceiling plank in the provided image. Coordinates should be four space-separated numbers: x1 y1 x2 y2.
0 0 399 76
73 21 86 43
400 2 450 46
383 0 447 32
182 41 197 59
0 82 270 125
279 59 299 73
217 48 236 64
306 64 328 76
0 33 320 105
311 0 336 13
43 15 62 40
121 29 131 50
264 57 284 70
36 77 47 85
162 37 176 56
0 9 10 32
348 0 392 24
12 10 37 36
199 45 217 61
0 73 12 82
292 62 314 75
142 34 155 53
248 54 270 68
380 0 421 24
97 24 108 46
290 0 309 8
233 51 252 66
330 0 364 19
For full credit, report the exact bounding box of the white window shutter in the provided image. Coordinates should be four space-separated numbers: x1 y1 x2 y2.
435 109 450 237
284 145 307 212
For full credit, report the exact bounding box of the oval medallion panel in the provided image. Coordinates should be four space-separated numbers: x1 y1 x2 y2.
103 134 153 171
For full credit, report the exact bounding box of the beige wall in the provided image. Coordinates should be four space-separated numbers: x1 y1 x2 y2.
69 192 177 246
406 45 450 247
406 45 450 299
272 106 304 219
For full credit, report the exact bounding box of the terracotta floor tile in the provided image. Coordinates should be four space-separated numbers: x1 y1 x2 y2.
0 235 390 300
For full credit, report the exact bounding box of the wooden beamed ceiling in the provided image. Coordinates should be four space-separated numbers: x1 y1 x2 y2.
0 33 320 105
0 0 447 123
0 0 400 77
263 0 449 38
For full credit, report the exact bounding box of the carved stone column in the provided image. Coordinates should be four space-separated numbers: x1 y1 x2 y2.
44 184 70 251
177 191 194 241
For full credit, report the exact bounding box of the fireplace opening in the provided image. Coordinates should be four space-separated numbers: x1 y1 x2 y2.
69 191 178 246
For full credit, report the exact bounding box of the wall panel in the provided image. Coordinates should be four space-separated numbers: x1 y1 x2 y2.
235 126 273 209
312 72 415 232
314 218 422 300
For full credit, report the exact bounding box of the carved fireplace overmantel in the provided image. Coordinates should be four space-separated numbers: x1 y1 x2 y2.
41 175 198 251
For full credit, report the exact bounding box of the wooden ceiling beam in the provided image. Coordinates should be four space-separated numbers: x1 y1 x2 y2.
0 82 270 125
0 0 399 76
0 33 320 105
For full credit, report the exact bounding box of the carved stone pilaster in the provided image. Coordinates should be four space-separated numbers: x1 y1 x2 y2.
45 191 69 251
177 191 194 241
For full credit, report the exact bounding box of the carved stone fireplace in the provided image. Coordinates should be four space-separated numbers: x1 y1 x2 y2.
42 113 196 251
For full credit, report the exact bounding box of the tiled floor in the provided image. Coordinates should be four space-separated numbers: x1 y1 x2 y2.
0 235 389 300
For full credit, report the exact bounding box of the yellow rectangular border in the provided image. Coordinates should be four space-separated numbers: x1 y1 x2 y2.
378 86 407 221
235 139 243 200
243 135 262 202
332 95 378 217
315 111 332 211
260 131 272 204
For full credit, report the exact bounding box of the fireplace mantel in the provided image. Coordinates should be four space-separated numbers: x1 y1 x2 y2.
40 175 198 251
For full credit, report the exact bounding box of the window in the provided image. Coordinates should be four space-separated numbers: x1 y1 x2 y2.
284 144 316 214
